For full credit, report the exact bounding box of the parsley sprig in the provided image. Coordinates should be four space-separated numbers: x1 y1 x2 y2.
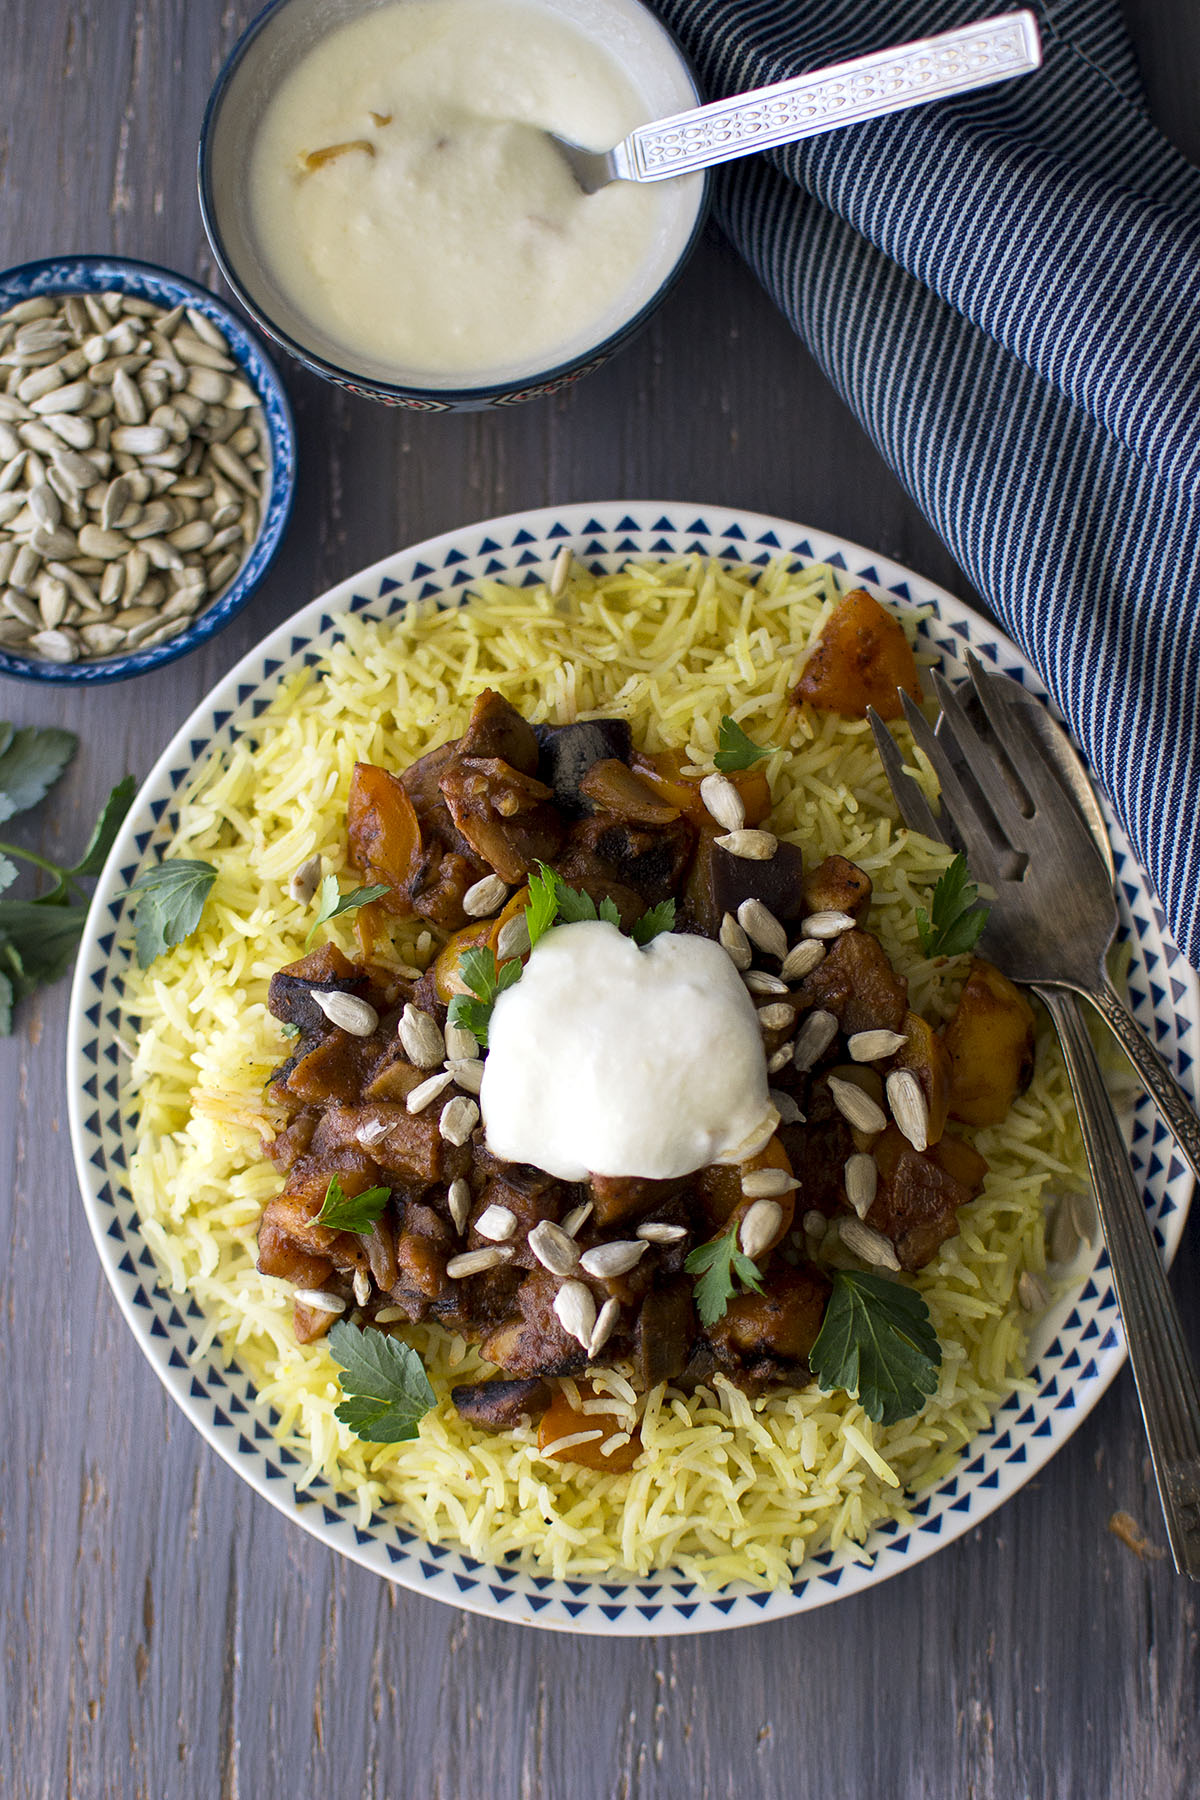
809 1269 941 1425
714 715 775 773
314 1173 391 1233
305 873 390 947
126 859 217 969
685 1219 764 1327
446 944 522 1047
915 851 990 958
329 1320 436 1443
0 723 137 1033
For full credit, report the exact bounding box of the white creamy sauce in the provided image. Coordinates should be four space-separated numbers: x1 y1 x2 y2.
249 0 663 380
481 921 777 1181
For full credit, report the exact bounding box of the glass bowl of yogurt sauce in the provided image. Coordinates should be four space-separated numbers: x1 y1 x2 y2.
199 0 709 411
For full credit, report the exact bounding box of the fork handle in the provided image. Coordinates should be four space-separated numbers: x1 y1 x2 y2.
1063 974 1200 1188
616 12 1042 182
1035 983 1200 1578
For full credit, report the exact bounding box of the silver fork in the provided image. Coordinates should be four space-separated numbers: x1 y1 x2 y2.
869 664 1200 1578
547 12 1042 193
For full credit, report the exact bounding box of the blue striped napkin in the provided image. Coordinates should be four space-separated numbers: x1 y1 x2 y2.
650 0 1200 969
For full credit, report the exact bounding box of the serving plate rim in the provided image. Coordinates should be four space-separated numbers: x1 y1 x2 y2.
66 499 1200 1634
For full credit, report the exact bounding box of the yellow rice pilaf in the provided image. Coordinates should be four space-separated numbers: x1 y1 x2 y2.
123 556 1086 1587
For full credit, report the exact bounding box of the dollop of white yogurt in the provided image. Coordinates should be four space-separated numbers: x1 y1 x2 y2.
481 921 776 1180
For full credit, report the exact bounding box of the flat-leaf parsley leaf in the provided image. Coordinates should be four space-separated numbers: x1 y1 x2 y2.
305 874 390 947
685 1220 764 1328
328 1320 435 1443
915 851 990 958
314 1173 391 1233
809 1269 941 1425
631 897 676 945
127 858 217 969
714 715 775 774
447 944 522 1048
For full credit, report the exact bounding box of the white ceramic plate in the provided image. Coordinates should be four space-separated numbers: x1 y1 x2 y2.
67 502 1200 1634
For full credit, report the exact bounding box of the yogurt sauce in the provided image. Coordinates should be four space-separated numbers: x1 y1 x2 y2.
480 921 777 1181
249 0 664 381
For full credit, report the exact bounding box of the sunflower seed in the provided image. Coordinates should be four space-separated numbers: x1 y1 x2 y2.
827 1075 888 1135
462 873 509 918
1018 1270 1049 1312
209 439 257 492
30 523 77 559
844 1153 878 1219
737 898 789 960
743 969 788 995
769 1087 805 1125
837 1217 901 1271
78 622 125 655
715 828 778 861
579 1240 646 1280
553 1280 597 1350
186 366 230 405
17 365 68 404
587 1295 620 1359
29 627 78 662
528 1219 579 1276
43 412 95 449
292 1287 346 1314
4 588 40 626
448 1178 472 1234
767 1043 795 1074
310 988 379 1036
173 331 236 372
111 366 146 424
439 1096 479 1145
110 424 169 457
849 1029 909 1062
803 1209 829 1239
700 773 745 833
288 853 322 904
475 1204 517 1243
399 1003 444 1069
443 1020 478 1062
37 575 68 628
352 1267 372 1307
741 1167 798 1198
802 910 856 940
719 911 752 970
207 550 242 591
561 1202 593 1238
406 1070 454 1114
447 1247 511 1279
447 1057 484 1095
636 1220 688 1244
739 1198 784 1259
548 542 571 599
886 1069 929 1151
1049 1191 1094 1262
27 482 59 528
758 1002 796 1033
496 913 531 962
793 1009 838 1071
77 524 128 560
0 618 32 647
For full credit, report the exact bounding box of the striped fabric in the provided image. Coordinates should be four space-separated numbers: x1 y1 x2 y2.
650 0 1200 968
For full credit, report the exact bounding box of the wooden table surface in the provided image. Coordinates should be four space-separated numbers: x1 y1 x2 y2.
3 4 1198 1796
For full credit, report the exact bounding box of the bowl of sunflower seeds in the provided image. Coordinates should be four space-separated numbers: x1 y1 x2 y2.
0 254 295 683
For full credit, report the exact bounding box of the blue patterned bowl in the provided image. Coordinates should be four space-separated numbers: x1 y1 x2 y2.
0 255 295 684
198 0 709 412
67 502 1199 1633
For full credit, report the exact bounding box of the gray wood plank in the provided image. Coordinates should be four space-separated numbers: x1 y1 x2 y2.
2 4 1198 1798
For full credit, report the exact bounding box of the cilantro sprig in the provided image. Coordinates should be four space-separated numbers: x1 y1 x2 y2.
915 851 990 958
314 1173 391 1233
447 944 522 1047
714 715 775 774
685 1219 764 1328
809 1269 941 1425
527 861 675 945
126 859 217 969
0 724 137 1033
305 873 390 947
328 1320 436 1444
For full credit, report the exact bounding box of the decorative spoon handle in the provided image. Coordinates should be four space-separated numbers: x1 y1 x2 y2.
1036 984 1200 1580
614 11 1042 182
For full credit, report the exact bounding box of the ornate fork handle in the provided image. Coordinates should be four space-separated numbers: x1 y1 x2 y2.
620 12 1042 181
1036 984 1200 1578
1062 973 1200 1187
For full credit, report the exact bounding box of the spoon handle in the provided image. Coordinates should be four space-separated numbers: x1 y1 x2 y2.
614 11 1042 183
1070 971 1200 1188
1036 983 1200 1580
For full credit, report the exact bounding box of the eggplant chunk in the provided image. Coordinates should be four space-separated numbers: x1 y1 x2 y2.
268 943 369 1032
537 719 634 816
800 928 908 1035
460 689 539 775
705 834 808 927
451 1377 550 1429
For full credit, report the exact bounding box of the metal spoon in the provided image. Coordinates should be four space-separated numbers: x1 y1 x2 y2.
549 11 1042 194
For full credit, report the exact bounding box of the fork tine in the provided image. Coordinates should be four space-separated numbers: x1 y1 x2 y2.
897 690 1005 885
930 668 1030 844
963 656 1112 868
867 708 948 845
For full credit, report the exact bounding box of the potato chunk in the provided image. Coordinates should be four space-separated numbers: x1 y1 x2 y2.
941 958 1036 1125
792 589 921 720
